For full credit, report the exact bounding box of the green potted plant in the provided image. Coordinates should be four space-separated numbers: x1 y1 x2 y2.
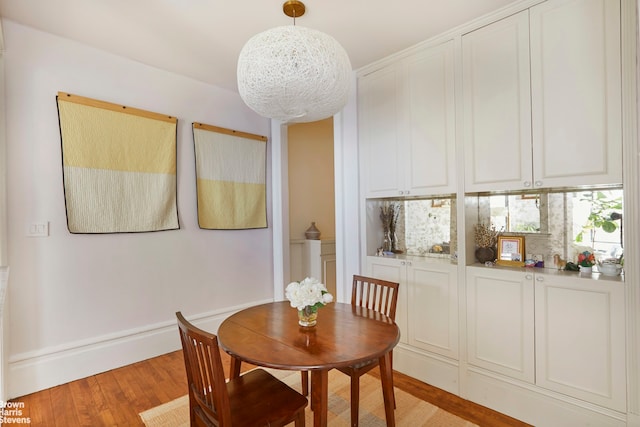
575 191 623 248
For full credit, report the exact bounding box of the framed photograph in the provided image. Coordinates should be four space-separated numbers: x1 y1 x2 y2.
496 236 525 267
431 198 451 208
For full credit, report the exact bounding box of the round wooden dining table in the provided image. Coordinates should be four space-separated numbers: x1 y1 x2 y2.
217 301 401 427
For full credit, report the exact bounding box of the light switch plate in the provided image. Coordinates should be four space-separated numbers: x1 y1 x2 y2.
27 222 49 237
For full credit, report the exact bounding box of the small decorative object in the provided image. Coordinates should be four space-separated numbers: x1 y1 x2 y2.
475 247 495 264
285 277 334 327
577 250 595 275
474 223 499 263
598 258 623 277
579 266 593 275
553 254 567 270
496 235 526 267
564 262 580 272
305 222 321 239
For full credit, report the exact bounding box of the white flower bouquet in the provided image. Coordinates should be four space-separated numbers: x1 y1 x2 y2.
285 277 334 312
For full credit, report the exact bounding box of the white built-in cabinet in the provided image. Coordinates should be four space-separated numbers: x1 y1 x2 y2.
366 256 459 393
467 266 626 412
357 0 631 423
359 40 456 198
463 0 622 192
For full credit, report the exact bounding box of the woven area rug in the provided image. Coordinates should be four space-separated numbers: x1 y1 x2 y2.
139 369 477 426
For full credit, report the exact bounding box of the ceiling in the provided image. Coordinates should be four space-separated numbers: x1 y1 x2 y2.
0 0 521 92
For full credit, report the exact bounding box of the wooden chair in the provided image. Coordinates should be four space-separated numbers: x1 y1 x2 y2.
176 311 308 427
300 275 400 427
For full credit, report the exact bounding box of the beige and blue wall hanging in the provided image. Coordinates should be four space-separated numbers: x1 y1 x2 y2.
57 92 179 233
192 123 267 230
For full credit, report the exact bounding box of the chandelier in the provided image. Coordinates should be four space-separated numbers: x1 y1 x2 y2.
237 0 352 123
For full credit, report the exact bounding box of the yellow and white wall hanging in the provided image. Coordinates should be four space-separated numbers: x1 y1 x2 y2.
57 92 179 233
192 123 267 230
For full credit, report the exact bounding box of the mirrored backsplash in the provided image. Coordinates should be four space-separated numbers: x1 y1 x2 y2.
366 197 457 259
474 188 623 265
365 187 623 267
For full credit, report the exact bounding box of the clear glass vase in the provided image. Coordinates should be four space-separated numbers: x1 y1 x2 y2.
298 306 318 327
382 230 392 252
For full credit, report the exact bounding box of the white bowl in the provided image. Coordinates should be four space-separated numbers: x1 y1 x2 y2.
599 262 622 276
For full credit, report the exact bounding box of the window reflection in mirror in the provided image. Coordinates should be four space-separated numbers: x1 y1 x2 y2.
489 194 548 233
572 189 623 259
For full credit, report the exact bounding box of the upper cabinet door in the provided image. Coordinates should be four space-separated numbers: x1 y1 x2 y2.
530 0 622 187
404 40 457 196
358 65 403 198
462 11 533 192
359 40 456 198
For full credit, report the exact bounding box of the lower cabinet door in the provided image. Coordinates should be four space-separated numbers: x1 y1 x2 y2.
407 261 458 359
534 274 626 411
367 257 408 344
466 266 535 383
367 257 458 356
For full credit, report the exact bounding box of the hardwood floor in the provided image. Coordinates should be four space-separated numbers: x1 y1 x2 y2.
10 350 530 426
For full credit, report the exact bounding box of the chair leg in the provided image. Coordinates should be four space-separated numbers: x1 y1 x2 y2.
392 387 396 409
294 408 306 427
301 370 309 396
390 352 396 409
189 397 198 426
350 377 360 427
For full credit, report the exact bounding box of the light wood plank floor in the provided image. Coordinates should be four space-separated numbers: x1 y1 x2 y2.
11 350 531 426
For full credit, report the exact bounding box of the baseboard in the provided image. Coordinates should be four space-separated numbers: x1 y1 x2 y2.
464 367 627 426
393 344 459 395
7 300 271 399
627 413 640 427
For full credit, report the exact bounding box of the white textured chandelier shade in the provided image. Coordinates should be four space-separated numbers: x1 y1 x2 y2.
237 25 352 123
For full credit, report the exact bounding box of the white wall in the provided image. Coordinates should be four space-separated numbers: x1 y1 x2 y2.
2 20 274 398
333 73 361 304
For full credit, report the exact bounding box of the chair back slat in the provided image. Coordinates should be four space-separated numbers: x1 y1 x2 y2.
177 311 231 426
351 275 399 320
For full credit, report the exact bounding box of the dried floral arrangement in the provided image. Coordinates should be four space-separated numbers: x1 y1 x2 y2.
380 203 399 229
474 223 500 248
380 202 400 251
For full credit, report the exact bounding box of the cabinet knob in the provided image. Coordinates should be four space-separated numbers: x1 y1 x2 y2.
401 261 406 266
525 274 533 280
399 190 404 195
524 181 532 187
405 190 410 195
536 276 544 282
534 181 543 187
